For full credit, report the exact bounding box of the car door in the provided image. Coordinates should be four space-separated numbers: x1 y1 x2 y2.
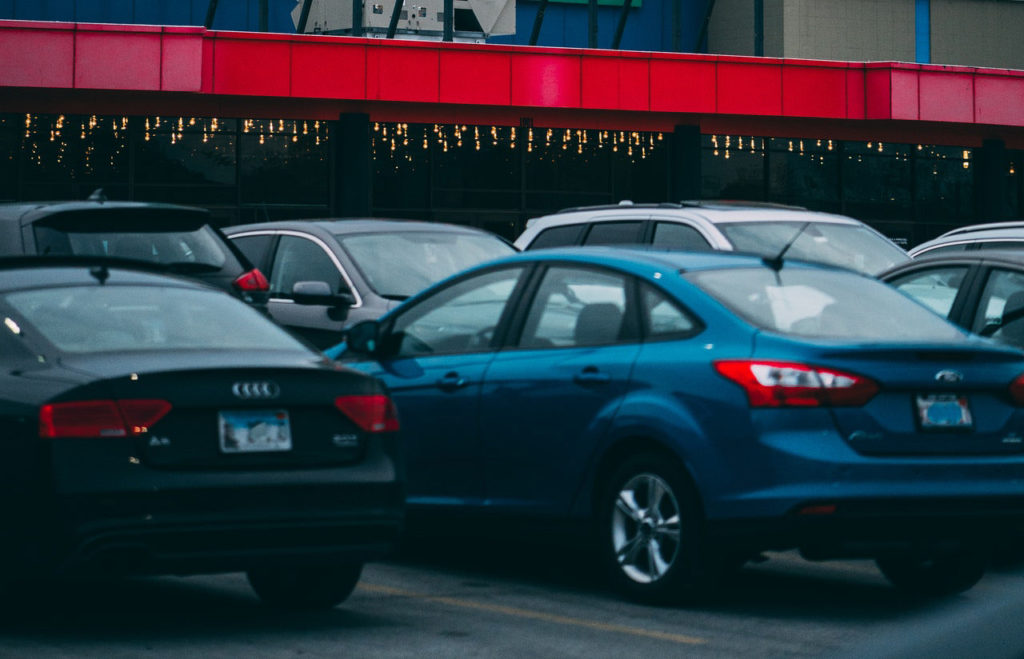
363 265 530 509
479 264 642 516
265 233 361 349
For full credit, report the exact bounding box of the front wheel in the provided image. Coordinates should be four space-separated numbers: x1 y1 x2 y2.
599 454 715 603
247 562 363 610
876 547 987 598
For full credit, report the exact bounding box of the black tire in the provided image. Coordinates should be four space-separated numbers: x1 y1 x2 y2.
876 547 987 598
247 562 363 610
599 453 716 603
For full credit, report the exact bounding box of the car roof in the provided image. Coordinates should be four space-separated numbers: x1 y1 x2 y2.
525 200 864 232
936 221 1024 238
0 200 210 228
0 257 214 292
909 227 1024 255
880 250 1024 278
224 218 499 237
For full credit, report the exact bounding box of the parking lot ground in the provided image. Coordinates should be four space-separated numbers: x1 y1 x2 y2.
2 541 1022 658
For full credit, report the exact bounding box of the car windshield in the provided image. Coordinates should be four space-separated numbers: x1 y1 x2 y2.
336 231 514 299
689 267 966 341
716 221 908 275
35 225 230 269
4 285 308 354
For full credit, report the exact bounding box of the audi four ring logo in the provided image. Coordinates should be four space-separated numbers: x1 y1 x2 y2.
231 381 281 399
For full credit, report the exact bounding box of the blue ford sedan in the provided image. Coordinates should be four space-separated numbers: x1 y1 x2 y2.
333 248 1024 602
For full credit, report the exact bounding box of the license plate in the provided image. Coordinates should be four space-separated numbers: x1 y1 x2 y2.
916 394 973 429
218 409 293 453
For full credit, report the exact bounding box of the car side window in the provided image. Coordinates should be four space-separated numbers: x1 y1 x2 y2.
971 268 1024 348
528 225 585 250
640 283 700 338
388 267 524 357
888 266 970 317
518 266 633 348
651 223 713 251
977 241 1024 251
583 221 645 246
269 235 343 299
231 234 275 268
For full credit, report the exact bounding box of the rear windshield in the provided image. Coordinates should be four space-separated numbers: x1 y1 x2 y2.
336 231 514 299
35 219 234 271
5 285 307 354
716 221 908 275
689 267 966 342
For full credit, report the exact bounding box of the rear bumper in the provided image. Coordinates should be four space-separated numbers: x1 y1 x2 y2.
707 496 1024 558
14 483 404 577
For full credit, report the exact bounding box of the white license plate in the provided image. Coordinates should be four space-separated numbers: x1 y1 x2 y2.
916 394 972 429
218 409 293 453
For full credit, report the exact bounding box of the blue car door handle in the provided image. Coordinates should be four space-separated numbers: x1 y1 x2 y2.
436 371 468 391
574 366 611 385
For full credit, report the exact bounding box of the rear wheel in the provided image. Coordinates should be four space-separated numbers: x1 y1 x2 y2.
876 547 987 598
247 562 363 610
600 454 715 603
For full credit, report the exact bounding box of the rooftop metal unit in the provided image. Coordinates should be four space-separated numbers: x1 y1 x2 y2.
291 0 514 41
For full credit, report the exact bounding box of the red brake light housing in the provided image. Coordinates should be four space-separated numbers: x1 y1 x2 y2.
1009 374 1024 406
334 395 400 433
39 399 172 438
714 360 879 408
233 268 270 292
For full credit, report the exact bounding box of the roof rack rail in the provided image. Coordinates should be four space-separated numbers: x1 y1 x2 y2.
938 221 1024 238
680 199 808 211
553 201 685 214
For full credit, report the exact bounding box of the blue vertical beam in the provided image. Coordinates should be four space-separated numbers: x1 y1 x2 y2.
915 0 930 64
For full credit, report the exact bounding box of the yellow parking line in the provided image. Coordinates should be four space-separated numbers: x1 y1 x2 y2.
358 583 708 646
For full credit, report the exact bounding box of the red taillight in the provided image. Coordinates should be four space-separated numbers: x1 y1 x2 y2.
39 399 172 438
1010 374 1024 406
714 360 879 408
334 395 400 433
233 268 270 292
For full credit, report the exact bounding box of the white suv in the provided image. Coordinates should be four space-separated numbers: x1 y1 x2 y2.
514 200 909 276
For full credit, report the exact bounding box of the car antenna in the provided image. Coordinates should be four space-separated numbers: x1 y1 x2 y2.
762 221 811 273
87 188 107 203
89 265 110 285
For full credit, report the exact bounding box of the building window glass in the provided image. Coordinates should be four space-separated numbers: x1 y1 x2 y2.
767 137 840 213
840 140 915 246
134 116 237 207
701 135 765 200
914 144 974 240
240 118 329 221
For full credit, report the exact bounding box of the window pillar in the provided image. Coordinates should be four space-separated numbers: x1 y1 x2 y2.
333 113 372 217
669 125 701 201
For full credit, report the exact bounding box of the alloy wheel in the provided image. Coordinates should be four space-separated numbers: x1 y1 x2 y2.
611 473 682 584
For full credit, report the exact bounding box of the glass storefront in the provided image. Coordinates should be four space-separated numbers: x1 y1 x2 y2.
1 114 1020 246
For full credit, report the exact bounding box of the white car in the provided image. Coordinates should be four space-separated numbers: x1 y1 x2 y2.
514 200 909 276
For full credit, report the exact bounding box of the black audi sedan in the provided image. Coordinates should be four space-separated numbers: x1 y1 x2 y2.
0 259 403 609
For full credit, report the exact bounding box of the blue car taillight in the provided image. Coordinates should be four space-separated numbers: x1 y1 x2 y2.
714 360 879 408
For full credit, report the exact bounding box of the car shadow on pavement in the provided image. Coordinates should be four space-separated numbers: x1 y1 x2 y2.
0 574 401 642
393 533 965 623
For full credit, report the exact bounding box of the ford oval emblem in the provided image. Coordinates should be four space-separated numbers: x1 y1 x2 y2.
934 370 963 384
231 381 281 399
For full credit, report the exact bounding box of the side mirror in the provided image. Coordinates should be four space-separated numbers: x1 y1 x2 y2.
345 319 381 356
292 280 355 308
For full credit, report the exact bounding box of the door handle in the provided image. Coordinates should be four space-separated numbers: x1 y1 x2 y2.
574 366 611 385
436 371 468 391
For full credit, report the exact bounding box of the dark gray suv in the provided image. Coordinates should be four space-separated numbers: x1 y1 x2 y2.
0 197 270 307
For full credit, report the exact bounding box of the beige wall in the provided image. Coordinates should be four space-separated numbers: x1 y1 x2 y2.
709 0 917 62
932 0 1024 69
780 0 915 61
708 0 756 56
